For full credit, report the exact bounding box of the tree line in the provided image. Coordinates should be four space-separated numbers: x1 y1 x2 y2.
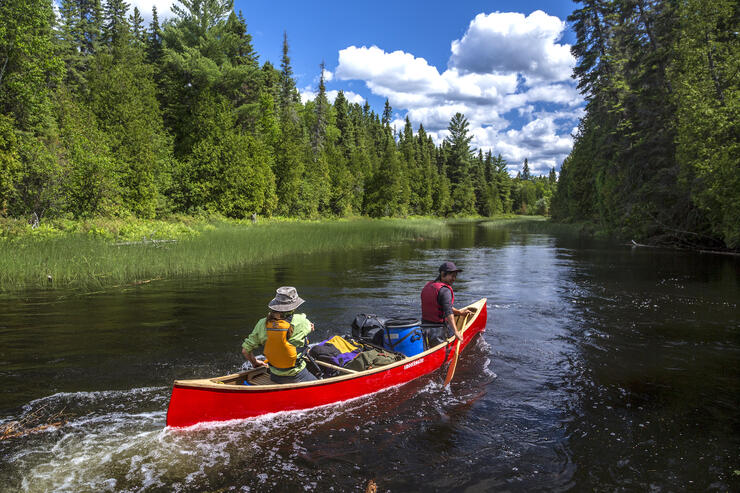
552 0 739 249
0 0 557 224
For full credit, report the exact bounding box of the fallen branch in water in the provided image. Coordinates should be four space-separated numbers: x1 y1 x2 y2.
699 249 740 257
0 405 71 441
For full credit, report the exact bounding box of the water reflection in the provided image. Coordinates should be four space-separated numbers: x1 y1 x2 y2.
1 222 738 491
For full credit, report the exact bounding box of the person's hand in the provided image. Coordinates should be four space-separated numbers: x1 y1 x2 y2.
455 330 463 342
310 322 315 332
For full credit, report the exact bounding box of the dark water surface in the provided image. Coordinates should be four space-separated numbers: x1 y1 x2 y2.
1 222 739 492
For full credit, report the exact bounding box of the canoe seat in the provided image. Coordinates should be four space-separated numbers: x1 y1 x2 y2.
246 368 272 385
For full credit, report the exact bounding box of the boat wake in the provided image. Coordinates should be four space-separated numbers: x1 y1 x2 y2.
1 347 493 493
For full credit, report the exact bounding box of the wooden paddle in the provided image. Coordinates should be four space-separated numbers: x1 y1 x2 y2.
444 311 470 386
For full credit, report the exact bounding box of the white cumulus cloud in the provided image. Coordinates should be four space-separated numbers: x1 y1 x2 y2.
128 0 174 19
449 10 574 83
329 10 582 174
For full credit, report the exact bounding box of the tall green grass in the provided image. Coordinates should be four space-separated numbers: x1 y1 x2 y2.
480 215 601 236
0 218 450 292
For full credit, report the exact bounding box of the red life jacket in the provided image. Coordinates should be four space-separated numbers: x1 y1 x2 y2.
421 281 454 323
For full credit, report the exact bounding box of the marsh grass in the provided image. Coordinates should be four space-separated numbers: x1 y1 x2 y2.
480 215 602 236
0 218 449 292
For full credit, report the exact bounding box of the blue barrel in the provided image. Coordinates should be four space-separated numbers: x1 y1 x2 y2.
383 318 424 357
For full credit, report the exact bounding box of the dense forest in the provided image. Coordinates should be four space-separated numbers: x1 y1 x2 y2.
552 0 739 249
0 0 557 225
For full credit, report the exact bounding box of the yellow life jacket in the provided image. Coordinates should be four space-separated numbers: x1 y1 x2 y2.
264 319 301 370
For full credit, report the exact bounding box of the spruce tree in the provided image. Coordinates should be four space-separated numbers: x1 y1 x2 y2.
445 113 476 214
311 61 328 152
129 6 145 45
382 99 392 127
102 0 130 47
521 158 531 180
279 31 299 115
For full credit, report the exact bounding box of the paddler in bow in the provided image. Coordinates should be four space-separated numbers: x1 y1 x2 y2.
241 286 317 384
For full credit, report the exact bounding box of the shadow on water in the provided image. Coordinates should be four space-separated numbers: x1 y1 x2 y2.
1 221 739 491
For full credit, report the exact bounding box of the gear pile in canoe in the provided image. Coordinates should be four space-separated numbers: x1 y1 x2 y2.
165 299 487 428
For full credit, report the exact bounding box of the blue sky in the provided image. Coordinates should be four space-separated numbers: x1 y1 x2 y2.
134 0 583 175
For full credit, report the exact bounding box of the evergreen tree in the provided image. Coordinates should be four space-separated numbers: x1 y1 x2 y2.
382 99 392 127
445 112 476 214
365 134 402 217
56 88 117 217
279 31 299 114
146 6 163 66
521 158 531 180
311 61 328 152
414 124 435 214
102 0 131 47
129 6 145 45
160 0 255 155
57 0 87 88
86 29 167 217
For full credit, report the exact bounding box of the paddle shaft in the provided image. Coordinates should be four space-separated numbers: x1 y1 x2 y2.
444 311 470 386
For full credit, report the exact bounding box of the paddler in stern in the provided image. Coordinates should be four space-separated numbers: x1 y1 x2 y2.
241 286 317 384
421 261 475 342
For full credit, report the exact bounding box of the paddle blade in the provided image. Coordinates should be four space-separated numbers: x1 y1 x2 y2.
444 339 461 387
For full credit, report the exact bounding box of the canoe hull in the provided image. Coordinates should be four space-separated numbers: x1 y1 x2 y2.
166 299 487 428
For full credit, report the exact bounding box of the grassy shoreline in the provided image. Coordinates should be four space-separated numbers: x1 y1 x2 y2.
0 216 453 292
480 215 602 235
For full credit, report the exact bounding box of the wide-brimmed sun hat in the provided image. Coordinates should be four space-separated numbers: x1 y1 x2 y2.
268 286 305 312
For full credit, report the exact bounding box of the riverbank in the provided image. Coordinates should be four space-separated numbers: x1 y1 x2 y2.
0 216 453 292
480 215 602 236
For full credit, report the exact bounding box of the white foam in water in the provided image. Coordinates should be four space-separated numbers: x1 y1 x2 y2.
4 363 492 492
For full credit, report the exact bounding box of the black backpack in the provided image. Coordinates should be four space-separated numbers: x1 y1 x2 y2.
351 313 387 343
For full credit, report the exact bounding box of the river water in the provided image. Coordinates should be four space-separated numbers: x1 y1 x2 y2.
1 222 738 492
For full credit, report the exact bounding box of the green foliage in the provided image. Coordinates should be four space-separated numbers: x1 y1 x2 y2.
672 0 740 247
174 91 275 217
0 0 64 131
0 0 561 237
0 114 21 213
87 43 167 218
55 90 117 217
554 0 737 249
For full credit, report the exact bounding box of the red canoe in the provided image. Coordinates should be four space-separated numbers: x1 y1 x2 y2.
166 299 487 428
